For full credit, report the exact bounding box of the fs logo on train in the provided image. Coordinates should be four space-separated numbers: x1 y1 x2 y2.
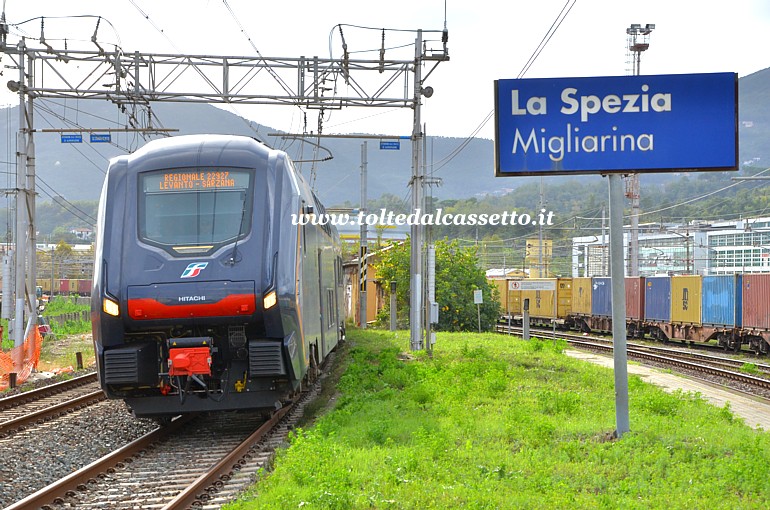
180 262 208 278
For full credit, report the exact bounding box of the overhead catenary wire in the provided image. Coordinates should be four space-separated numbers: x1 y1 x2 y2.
431 0 578 175
636 167 770 218
36 177 97 227
517 0 577 79
34 102 109 174
7 14 123 48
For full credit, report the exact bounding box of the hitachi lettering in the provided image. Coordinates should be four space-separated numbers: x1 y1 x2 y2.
512 123 653 162
178 296 206 302
512 84 672 122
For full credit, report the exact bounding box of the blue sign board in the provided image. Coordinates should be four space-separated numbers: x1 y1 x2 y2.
380 140 401 150
60 134 83 144
494 72 737 176
90 133 112 143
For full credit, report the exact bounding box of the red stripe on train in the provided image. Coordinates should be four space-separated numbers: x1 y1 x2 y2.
128 294 257 320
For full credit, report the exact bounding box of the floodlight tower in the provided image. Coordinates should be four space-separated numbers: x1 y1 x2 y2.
625 23 654 276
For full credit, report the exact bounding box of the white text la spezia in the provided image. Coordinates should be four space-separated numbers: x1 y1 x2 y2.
510 84 672 162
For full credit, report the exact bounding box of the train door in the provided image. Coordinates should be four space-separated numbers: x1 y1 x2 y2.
334 256 341 342
317 248 326 359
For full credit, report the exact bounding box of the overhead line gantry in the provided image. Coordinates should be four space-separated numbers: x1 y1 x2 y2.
1 26 449 350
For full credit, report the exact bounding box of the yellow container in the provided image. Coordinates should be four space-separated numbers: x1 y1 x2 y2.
507 279 522 315
520 278 572 319
571 277 592 315
671 275 702 325
489 279 508 313
556 278 573 318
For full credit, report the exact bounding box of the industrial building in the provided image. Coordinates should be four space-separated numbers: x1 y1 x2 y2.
572 216 770 276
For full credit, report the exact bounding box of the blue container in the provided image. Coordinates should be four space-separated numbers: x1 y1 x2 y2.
591 277 613 317
644 276 671 322
702 274 742 327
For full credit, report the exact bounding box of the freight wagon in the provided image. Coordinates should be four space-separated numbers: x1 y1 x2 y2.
36 279 93 296
495 273 770 354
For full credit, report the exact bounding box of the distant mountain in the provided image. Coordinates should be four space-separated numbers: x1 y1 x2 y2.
0 66 768 209
737 66 770 167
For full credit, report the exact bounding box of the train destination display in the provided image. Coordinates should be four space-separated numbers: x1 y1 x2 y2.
142 169 250 191
494 72 738 176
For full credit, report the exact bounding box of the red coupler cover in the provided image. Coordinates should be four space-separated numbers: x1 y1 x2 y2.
168 347 212 376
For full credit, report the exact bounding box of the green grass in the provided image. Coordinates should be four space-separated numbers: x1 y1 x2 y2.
42 296 92 336
740 362 760 375
42 296 89 316
1 318 10 349
225 329 770 510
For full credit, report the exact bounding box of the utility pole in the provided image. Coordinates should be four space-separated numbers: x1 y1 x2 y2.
423 130 441 356
410 30 425 351
0 25 449 350
601 205 607 276
626 23 654 277
538 177 544 277
359 141 367 329
11 38 36 346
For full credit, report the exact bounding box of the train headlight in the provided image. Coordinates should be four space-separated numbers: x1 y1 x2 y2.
263 290 277 310
103 297 120 317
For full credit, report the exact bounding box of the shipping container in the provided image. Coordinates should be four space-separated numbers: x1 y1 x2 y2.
702 275 742 327
507 280 522 315
36 278 52 294
591 277 612 317
78 279 92 295
58 278 69 295
644 276 671 322
625 277 645 320
520 278 572 319
555 278 573 318
571 277 592 315
69 279 79 293
671 275 702 325
489 279 507 313
743 274 770 330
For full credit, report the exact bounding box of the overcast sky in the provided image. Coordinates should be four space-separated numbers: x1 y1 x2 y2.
1 0 768 140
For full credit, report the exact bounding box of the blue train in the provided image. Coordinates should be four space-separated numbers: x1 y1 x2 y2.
91 134 345 418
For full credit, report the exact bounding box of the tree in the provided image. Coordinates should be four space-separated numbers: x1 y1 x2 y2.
374 239 500 332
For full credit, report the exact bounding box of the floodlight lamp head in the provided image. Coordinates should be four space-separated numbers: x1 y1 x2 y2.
421 86 434 98
6 80 19 92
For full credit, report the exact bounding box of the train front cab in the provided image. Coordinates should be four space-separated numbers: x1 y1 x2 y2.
92 136 344 418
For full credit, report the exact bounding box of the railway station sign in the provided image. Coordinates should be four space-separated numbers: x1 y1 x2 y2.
379 140 401 150
60 134 83 143
90 133 112 143
494 72 738 176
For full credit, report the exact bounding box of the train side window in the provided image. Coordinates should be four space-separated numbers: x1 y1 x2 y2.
300 204 306 254
327 289 335 327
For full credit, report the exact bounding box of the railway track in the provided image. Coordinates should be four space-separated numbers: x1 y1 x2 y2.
4 366 325 510
496 324 770 395
0 373 104 437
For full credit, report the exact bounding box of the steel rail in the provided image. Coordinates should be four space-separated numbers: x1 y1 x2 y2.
161 402 294 509
497 323 770 391
0 372 98 411
4 414 196 510
0 389 105 437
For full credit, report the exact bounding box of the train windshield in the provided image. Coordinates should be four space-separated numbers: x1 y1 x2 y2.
138 168 252 255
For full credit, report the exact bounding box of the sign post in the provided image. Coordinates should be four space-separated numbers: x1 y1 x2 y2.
473 289 483 333
608 173 629 435
522 298 530 341
494 72 738 439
